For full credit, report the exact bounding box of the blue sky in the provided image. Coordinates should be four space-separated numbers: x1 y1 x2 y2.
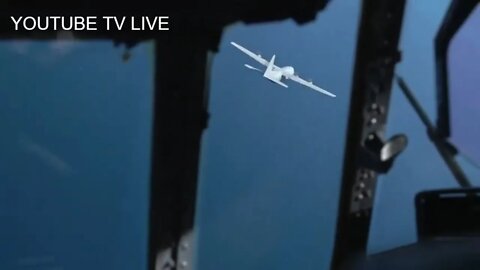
196 1 358 269
0 41 153 269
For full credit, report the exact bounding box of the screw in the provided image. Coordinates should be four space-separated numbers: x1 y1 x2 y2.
360 171 370 180
180 261 188 268
356 193 364 201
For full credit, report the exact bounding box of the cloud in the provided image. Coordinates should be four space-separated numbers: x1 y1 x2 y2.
49 30 77 56
19 134 73 176
7 41 31 55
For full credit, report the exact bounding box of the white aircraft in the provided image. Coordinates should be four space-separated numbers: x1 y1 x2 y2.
230 42 335 98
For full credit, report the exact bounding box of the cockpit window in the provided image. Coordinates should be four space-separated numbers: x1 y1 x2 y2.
447 5 480 165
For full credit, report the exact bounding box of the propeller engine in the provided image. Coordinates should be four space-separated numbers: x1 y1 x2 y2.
281 66 295 77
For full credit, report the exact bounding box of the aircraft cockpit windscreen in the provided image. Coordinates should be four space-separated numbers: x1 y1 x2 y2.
3 1 480 270
0 41 154 269
447 4 480 165
196 2 358 269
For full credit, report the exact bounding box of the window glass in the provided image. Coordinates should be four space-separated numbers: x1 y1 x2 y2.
448 5 480 164
196 1 359 269
0 40 153 270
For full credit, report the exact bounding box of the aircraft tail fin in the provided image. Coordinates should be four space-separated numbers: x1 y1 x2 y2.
267 54 276 72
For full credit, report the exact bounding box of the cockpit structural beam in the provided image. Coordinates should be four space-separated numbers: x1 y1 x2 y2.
331 0 406 268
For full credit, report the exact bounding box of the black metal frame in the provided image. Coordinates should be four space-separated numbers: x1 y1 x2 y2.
147 33 216 270
331 0 406 268
396 76 471 188
435 0 479 138
416 188 480 240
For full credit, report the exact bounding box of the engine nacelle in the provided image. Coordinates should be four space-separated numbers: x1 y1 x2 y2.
281 66 295 77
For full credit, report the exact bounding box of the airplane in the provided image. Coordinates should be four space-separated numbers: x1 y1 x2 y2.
230 41 336 98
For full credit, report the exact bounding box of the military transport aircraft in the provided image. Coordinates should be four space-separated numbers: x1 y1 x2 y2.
231 41 336 98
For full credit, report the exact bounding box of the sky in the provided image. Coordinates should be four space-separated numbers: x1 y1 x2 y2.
0 0 479 270
196 1 357 269
0 41 153 269
449 5 480 165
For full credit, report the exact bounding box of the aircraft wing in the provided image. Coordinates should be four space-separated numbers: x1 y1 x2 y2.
289 74 336 97
231 42 270 66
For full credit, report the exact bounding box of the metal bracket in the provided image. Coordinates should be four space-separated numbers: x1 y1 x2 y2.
176 230 195 270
